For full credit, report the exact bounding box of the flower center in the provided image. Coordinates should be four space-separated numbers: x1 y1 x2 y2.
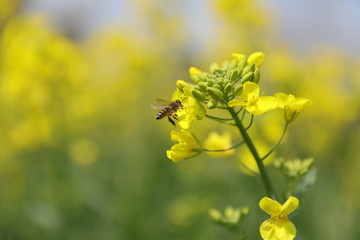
248 95 258 105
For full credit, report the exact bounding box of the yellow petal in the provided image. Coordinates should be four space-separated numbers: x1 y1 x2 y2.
228 99 246 107
166 143 190 162
246 96 278 115
280 196 299 215
277 220 297 240
247 52 265 67
260 218 278 240
260 218 296 240
259 197 281 216
274 92 289 109
240 82 260 101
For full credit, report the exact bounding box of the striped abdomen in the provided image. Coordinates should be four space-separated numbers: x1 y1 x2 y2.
156 107 171 120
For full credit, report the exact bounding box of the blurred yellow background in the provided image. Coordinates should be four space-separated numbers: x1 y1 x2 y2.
1 0 360 239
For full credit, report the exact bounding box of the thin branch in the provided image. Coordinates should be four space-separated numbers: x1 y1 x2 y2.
205 115 237 126
184 151 202 160
202 141 245 152
205 114 234 121
261 122 289 161
245 115 254 130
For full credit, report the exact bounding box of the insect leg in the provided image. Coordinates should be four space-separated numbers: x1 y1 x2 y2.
168 116 176 127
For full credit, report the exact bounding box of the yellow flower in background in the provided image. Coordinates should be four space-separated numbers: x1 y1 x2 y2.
228 82 278 115
247 52 266 67
172 80 206 129
204 131 235 158
238 139 274 175
166 129 199 162
259 196 299 240
275 93 312 123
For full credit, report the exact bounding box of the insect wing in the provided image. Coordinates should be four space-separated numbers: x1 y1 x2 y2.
156 99 170 105
151 104 166 110
151 99 170 109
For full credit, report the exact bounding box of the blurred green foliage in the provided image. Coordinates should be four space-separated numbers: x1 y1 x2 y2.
0 0 360 239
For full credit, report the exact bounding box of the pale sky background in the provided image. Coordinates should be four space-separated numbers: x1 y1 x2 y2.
22 0 360 55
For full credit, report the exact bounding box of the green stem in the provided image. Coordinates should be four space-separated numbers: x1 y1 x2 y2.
261 122 288 161
227 105 277 200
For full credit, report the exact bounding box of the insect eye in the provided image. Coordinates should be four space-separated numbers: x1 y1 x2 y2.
176 100 181 104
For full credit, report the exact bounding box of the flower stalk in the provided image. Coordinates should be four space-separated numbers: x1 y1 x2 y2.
227 104 277 200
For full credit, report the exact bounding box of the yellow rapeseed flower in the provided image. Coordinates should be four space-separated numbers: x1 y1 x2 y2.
166 129 199 162
228 82 278 115
172 80 206 129
204 131 235 158
259 196 299 240
275 93 312 123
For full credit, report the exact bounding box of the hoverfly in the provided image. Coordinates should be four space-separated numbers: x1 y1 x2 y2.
151 99 184 127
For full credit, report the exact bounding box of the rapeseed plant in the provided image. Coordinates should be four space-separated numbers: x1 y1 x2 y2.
158 52 313 239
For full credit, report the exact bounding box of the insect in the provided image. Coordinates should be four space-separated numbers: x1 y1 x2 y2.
151 99 184 127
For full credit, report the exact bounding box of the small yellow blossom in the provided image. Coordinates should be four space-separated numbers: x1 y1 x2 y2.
228 82 278 115
204 131 234 158
172 80 206 129
275 93 312 123
259 196 299 240
166 129 199 162
247 52 266 67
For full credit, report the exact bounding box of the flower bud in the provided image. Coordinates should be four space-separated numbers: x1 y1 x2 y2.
241 72 254 84
230 69 240 82
176 80 189 91
213 83 222 91
222 60 230 69
209 208 222 222
229 58 238 69
189 66 202 75
232 53 245 61
224 83 233 94
207 78 215 87
192 89 205 101
234 84 243 95
207 99 218 109
207 87 224 101
241 63 255 76
210 63 221 73
253 68 260 84
198 81 207 92
190 74 201 83
238 56 247 68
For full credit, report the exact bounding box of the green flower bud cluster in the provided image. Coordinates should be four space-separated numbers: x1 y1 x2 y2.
273 157 314 178
189 55 261 108
209 206 250 234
